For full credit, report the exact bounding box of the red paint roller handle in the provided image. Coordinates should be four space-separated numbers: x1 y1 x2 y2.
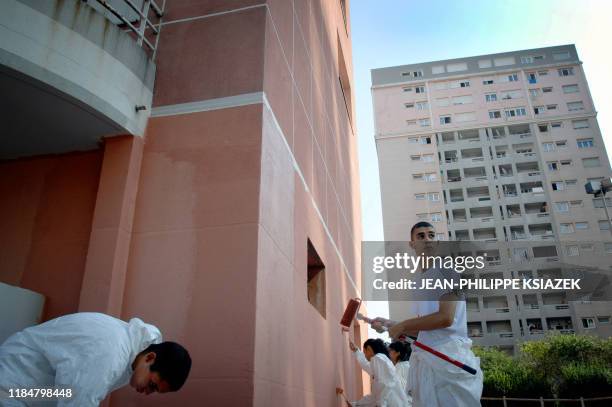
358 314 477 375
407 338 478 375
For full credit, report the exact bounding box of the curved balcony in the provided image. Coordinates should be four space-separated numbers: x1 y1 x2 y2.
0 0 159 159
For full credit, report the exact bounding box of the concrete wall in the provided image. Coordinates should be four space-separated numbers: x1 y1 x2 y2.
0 151 102 320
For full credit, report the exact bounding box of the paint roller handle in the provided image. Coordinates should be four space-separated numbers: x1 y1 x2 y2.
380 327 477 376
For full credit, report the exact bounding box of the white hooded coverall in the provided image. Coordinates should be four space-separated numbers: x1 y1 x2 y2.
0 312 161 406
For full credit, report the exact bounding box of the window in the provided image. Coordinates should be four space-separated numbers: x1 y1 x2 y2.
452 95 473 105
577 138 594 148
552 181 564 191
408 137 419 144
489 110 501 119
416 213 428 219
402 87 413 92
598 316 610 324
420 136 432 144
565 245 579 256
424 172 437 181
551 122 562 129
416 101 429 110
485 93 497 102
560 223 574 233
418 118 431 127
440 115 452 124
558 67 574 76
504 107 526 117
434 82 448 90
404 103 415 109
422 154 434 162
495 57 516 66
538 70 548 76
582 157 601 168
437 98 450 107
554 202 569 212
546 104 558 111
538 124 548 132
482 79 494 85
406 120 417 126
581 318 595 329
563 84 579 93
573 120 589 129
547 161 559 171
413 173 424 181
436 233 445 241
521 56 535 64
415 85 426 93
565 179 577 187
542 87 553 93
527 72 537 83
593 197 612 208
542 142 555 152
567 101 584 111
529 88 541 98
534 106 545 115
575 222 589 230
401 72 410 77
307 240 326 318
432 65 445 74
560 159 572 167
553 51 571 60
410 155 421 162
570 200 582 207
500 90 523 100
415 193 426 200
428 192 440 201
431 213 442 222
413 70 423 78
447 62 468 72
507 73 519 82
606 243 612 253
599 220 611 231
460 81 470 88
478 59 492 68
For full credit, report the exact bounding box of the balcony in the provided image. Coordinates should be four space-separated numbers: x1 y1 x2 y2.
0 0 157 159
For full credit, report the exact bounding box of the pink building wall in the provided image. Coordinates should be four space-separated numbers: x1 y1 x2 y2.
0 1 364 406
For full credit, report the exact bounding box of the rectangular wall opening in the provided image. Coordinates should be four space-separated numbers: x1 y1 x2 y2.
307 239 326 319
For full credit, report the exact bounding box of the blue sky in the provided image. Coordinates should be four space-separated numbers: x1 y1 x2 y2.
350 0 612 322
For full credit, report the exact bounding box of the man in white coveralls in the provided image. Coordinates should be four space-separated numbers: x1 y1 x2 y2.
372 221 483 407
0 312 191 406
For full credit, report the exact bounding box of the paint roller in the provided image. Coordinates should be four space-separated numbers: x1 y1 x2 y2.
356 312 477 375
340 298 362 329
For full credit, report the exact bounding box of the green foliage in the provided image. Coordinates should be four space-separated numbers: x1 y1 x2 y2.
475 333 612 399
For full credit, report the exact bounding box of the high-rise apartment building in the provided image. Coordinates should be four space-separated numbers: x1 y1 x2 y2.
373 45 612 354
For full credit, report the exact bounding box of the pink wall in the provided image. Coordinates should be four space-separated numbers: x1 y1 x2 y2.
0 151 102 320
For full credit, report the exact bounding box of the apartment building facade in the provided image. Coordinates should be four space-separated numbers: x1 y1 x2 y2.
372 45 612 354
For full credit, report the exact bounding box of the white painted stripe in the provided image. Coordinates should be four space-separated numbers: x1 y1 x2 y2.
157 4 266 27
150 91 360 295
151 92 265 117
261 94 360 295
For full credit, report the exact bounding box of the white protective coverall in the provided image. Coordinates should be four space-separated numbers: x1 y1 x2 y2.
394 360 412 403
407 266 483 407
351 350 410 407
0 312 161 406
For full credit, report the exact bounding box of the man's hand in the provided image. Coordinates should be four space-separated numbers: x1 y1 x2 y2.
349 341 358 352
388 320 410 340
371 317 391 333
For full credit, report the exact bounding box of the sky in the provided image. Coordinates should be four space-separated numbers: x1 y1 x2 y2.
350 0 612 333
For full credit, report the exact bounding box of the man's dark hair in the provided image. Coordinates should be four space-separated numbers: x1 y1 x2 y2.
410 221 435 239
363 338 389 358
141 342 191 391
388 341 411 362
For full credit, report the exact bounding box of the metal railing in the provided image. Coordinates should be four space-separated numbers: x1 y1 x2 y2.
482 396 612 406
84 0 165 57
